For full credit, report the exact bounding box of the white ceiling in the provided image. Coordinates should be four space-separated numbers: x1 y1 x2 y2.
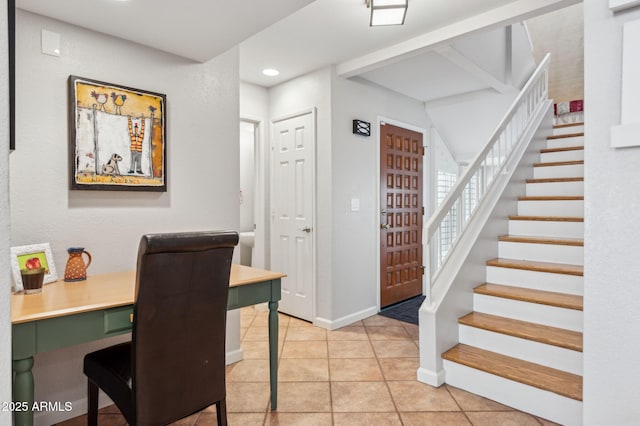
238 0 517 87
16 0 316 63
357 51 489 102
17 0 581 105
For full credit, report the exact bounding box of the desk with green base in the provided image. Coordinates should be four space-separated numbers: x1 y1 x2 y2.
11 265 284 426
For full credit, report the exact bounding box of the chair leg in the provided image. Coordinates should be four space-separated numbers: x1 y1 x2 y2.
216 398 227 426
87 379 99 426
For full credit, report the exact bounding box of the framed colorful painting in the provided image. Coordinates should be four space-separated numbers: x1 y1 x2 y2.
68 76 167 191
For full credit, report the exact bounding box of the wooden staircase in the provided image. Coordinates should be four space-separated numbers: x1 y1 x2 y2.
441 122 585 425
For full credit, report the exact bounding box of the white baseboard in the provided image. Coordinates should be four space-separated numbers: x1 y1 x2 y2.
417 367 445 387
314 306 379 330
226 348 244 365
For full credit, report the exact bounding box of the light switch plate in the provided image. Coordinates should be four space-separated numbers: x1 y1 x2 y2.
351 198 360 212
41 29 60 57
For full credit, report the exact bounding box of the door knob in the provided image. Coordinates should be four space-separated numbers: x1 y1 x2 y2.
380 224 391 230
299 227 312 233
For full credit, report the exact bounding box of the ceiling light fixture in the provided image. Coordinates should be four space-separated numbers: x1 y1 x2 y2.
262 68 280 77
366 0 408 27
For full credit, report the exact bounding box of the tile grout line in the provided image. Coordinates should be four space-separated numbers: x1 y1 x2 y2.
444 384 473 425
326 324 335 426
364 320 405 424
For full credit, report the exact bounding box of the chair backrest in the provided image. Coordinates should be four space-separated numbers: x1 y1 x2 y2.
132 230 238 425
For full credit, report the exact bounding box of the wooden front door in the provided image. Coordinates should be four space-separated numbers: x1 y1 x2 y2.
380 123 424 307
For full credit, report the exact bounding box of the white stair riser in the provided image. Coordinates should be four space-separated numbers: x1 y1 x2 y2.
518 199 583 216
498 241 583 266
546 135 584 149
473 294 583 332
459 325 583 375
443 360 583 426
534 164 584 179
526 180 584 197
540 149 584 163
508 220 584 239
486 266 583 295
553 125 584 136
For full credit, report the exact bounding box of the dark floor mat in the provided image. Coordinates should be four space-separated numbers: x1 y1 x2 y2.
379 295 425 325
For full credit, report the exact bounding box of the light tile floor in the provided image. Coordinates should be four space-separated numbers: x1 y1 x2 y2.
57 307 559 425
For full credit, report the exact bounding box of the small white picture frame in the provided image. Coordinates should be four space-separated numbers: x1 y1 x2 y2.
10 243 58 293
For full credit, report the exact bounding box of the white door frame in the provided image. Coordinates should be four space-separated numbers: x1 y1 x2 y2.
240 115 268 269
375 116 429 310
270 107 317 322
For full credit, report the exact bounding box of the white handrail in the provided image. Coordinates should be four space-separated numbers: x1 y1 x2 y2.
426 53 550 286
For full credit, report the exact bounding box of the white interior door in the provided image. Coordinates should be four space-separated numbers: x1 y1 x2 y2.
271 111 315 321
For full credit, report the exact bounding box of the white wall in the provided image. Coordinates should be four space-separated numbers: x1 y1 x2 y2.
426 23 536 163
453 27 509 84
426 91 518 162
0 0 12 424
268 68 432 326
526 3 584 103
10 11 240 424
329 72 432 324
269 68 333 321
583 2 640 424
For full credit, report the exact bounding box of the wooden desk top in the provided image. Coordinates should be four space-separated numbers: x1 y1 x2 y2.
11 264 285 324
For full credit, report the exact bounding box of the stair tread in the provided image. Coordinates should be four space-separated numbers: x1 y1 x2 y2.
525 177 583 184
486 258 583 276
459 312 583 352
553 122 584 129
519 195 583 201
442 344 583 400
540 146 584 153
509 215 584 222
547 132 584 140
475 283 583 310
533 160 584 167
499 235 583 246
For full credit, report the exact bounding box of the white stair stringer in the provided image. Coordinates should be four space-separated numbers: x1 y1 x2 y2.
508 219 584 239
443 359 582 426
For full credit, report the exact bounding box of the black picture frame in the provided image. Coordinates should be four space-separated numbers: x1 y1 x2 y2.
8 0 15 151
68 75 167 192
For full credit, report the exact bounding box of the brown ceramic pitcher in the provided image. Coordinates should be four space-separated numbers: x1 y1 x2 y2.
64 247 92 282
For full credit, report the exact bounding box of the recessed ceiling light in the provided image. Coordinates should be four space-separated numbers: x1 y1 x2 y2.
262 68 280 77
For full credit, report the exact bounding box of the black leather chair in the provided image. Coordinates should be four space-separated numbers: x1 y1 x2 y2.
83 231 239 426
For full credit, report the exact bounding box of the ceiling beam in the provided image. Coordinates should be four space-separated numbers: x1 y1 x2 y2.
336 0 581 78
